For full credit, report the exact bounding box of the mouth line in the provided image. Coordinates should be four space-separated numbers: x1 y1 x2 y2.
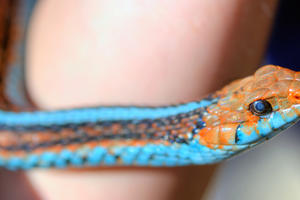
249 117 300 146
217 117 300 151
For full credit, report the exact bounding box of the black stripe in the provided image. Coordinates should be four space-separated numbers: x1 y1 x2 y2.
0 103 212 151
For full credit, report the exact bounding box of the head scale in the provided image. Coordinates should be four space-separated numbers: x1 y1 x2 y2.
198 65 300 149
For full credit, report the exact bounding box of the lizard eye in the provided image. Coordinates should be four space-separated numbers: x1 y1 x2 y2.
249 99 273 116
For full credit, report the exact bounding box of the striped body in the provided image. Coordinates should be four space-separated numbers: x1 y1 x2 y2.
0 2 299 170
0 98 247 170
0 66 299 170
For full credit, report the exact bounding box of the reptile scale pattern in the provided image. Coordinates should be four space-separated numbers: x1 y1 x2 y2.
0 1 299 170
0 65 298 170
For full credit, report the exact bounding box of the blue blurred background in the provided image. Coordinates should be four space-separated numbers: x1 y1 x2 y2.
266 1 300 71
206 1 300 199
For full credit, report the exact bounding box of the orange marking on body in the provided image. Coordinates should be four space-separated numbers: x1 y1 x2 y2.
66 144 81 151
111 124 122 134
137 123 147 131
82 126 100 136
0 131 18 147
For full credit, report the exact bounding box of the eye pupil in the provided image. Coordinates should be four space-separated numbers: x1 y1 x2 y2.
249 100 272 116
254 102 265 111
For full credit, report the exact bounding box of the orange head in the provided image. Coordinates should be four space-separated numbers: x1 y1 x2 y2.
198 65 300 148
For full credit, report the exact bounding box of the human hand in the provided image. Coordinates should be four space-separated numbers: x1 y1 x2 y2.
0 1 278 199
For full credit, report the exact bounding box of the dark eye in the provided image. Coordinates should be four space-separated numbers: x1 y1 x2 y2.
249 99 273 116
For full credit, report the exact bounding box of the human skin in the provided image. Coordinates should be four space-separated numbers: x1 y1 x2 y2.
0 0 278 200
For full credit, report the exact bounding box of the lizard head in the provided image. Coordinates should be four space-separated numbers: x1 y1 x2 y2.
198 65 300 149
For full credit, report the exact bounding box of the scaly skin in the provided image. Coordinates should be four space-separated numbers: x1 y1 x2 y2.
198 65 300 147
0 65 299 170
